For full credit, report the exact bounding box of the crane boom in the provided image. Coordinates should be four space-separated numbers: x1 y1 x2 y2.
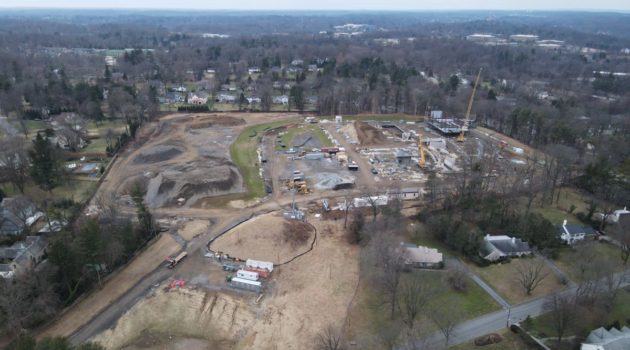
457 68 482 142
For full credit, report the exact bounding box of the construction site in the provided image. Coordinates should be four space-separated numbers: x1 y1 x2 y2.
38 74 540 350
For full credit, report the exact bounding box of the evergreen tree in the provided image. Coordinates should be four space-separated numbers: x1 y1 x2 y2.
29 132 61 192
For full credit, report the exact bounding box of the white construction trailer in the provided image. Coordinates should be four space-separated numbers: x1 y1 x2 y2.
237 269 259 281
231 277 262 292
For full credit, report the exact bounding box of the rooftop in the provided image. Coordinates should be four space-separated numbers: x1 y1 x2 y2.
584 326 630 350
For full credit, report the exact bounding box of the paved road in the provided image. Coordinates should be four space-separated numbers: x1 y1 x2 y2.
402 271 629 349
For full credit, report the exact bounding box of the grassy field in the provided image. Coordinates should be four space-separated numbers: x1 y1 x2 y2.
450 329 534 350
553 241 625 282
277 124 334 150
230 119 296 199
1 177 98 205
470 258 566 304
411 270 500 320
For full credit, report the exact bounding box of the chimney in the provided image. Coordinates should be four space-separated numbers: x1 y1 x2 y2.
511 237 516 244
563 219 567 226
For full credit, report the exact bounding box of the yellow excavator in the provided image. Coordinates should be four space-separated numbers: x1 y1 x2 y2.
457 68 483 142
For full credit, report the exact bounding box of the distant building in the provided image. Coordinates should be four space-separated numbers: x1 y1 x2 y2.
246 97 261 104
248 67 261 74
395 149 413 166
216 94 236 103
188 92 209 105
559 220 596 245
466 34 498 42
272 95 289 105
480 235 532 262
401 243 443 269
388 188 421 201
510 34 539 42
581 326 630 350
290 59 304 66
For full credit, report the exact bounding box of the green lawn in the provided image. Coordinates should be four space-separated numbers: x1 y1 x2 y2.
409 270 500 320
82 138 108 153
229 119 297 199
470 258 566 305
450 329 534 350
553 241 625 282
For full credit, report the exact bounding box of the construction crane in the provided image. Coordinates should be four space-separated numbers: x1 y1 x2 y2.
457 68 483 142
418 135 426 169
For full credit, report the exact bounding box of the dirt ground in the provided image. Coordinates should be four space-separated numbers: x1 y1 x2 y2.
40 234 182 339
94 113 297 212
91 217 360 350
177 220 210 241
210 213 315 264
355 121 387 146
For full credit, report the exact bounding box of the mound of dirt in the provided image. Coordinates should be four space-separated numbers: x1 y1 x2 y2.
188 115 246 129
355 121 387 146
144 160 243 208
132 145 184 165
92 289 254 350
211 213 314 264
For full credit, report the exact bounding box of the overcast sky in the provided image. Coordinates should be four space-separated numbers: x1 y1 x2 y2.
0 0 629 11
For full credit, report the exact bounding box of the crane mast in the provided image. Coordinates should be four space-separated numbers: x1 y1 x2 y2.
457 68 482 142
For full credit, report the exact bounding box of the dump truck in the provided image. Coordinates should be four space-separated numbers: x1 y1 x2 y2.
166 251 188 269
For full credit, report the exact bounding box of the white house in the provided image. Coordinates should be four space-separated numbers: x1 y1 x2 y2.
559 220 596 245
272 95 289 105
607 207 630 224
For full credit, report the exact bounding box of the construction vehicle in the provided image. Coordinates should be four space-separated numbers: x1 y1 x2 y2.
457 68 483 142
166 251 188 269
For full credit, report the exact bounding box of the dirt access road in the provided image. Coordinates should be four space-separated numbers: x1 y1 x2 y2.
40 112 368 345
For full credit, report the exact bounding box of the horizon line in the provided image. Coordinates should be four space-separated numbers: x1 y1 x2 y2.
0 7 629 13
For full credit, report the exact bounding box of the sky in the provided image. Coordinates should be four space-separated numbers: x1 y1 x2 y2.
0 0 629 11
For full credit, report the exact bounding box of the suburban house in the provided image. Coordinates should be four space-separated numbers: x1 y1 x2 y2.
581 326 630 350
559 220 596 245
388 188 421 201
188 92 209 105
608 207 630 224
480 234 532 262
0 236 48 278
273 95 289 105
401 243 443 269
246 97 261 104
216 94 237 103
0 197 41 236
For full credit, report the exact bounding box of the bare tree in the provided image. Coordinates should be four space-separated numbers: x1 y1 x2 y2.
430 300 462 346
515 259 549 295
398 277 434 330
316 325 343 350
0 136 29 193
372 232 407 318
544 294 575 344
610 216 630 265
